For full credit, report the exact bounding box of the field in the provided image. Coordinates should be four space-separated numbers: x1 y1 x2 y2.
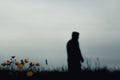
0 68 120 80
0 56 120 80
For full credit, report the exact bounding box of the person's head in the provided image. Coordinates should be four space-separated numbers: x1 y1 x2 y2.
72 31 79 40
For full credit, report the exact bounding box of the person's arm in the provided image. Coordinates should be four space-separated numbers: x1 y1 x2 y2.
77 42 84 62
79 48 84 62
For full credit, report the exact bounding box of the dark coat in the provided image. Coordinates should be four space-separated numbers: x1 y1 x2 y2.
67 39 84 72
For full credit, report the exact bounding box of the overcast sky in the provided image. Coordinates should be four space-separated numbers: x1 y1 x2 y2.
0 0 120 68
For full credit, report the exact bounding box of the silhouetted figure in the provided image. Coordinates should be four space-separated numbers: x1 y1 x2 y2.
67 31 84 72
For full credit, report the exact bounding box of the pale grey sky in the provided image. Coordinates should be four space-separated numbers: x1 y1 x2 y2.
0 0 120 68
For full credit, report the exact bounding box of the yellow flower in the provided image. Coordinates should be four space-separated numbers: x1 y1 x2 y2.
17 64 23 70
4 61 10 65
26 71 33 77
4 62 8 65
36 63 40 66
15 61 19 65
2 63 6 66
24 59 29 63
31 62 36 66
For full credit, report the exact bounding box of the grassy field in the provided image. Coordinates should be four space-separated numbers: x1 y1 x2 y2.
0 68 120 80
0 56 120 80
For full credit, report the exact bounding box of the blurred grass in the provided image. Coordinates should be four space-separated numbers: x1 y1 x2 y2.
0 56 120 80
0 65 120 80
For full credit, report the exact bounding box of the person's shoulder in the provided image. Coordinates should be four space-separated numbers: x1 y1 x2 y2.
67 39 72 43
67 40 73 45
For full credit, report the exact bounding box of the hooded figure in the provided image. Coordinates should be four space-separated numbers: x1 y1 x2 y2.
67 31 84 72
